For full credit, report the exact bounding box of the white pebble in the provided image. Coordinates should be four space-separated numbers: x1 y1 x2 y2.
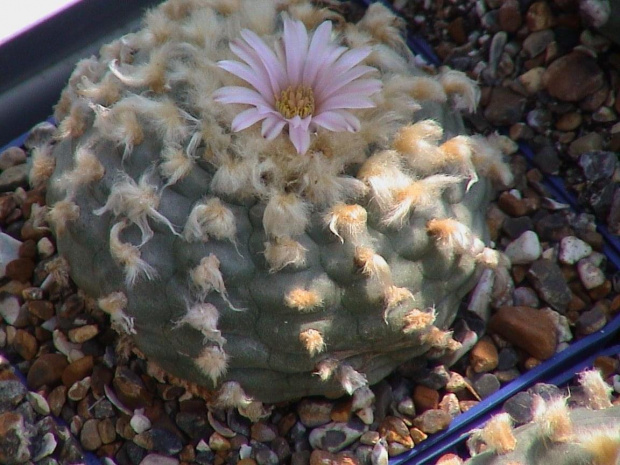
558 236 592 265
37 237 56 259
577 258 606 289
504 230 541 264
0 294 21 325
139 454 179 465
0 232 22 278
130 409 152 434
351 386 375 410
356 406 374 425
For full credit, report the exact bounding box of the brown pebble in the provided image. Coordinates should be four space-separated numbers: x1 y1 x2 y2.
497 191 538 217
26 300 54 320
0 194 17 223
98 417 117 444
470 336 499 373
47 384 67 417
413 385 440 412
484 87 527 126
447 17 468 45
459 400 479 412
18 240 37 259
27 353 68 389
499 0 522 33
555 112 582 131
330 397 352 423
113 366 153 409
278 412 297 437
238 459 257 465
5 258 35 283
62 355 94 387
250 422 277 442
68 324 99 343
542 51 605 102
81 418 102 451
526 1 556 31
489 306 557 360
378 416 414 448
297 398 333 428
310 450 336 465
13 329 38 360
412 409 452 434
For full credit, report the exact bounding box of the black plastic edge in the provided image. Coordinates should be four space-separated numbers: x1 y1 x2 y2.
0 0 161 146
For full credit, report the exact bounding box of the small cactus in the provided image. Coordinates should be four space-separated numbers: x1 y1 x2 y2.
42 0 511 404
440 369 620 465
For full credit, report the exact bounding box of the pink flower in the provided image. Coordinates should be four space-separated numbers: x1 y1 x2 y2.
213 17 382 155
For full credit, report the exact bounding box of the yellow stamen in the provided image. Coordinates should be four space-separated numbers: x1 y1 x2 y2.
276 85 315 119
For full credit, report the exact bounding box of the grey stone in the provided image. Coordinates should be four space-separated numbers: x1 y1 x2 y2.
527 259 572 312
503 391 534 424
0 164 29 193
308 418 366 453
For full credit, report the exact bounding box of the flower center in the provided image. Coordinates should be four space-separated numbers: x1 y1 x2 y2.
275 85 315 119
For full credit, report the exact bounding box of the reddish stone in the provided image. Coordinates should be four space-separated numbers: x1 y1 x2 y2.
489 306 557 360
27 353 68 389
4 258 35 283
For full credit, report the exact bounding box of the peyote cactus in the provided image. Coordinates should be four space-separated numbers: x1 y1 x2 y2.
39 0 512 405
438 369 620 465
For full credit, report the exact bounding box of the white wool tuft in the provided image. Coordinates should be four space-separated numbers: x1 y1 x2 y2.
438 68 480 113
109 221 158 287
337 364 368 394
324 204 368 244
175 302 225 347
47 199 80 235
263 236 307 272
183 197 237 243
299 328 325 356
94 172 178 245
194 346 229 384
263 193 309 238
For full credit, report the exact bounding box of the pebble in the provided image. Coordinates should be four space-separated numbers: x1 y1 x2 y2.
578 150 617 182
469 336 499 373
527 259 573 312
518 67 545 95
0 164 30 193
488 306 557 360
0 380 27 409
558 236 592 265
308 419 366 453
504 230 541 264
0 233 22 279
140 454 180 465
0 293 22 325
413 385 440 412
577 258 606 289
503 391 534 424
131 410 152 434
0 412 31 463
473 373 501 399
412 409 452 434
522 29 555 57
297 398 333 428
542 51 605 102
484 87 527 126
26 353 68 390
0 147 27 170
27 391 50 415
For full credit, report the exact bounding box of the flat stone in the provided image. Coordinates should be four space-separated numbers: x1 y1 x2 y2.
555 112 582 131
484 87 527 126
68 377 91 402
523 29 555 57
308 418 366 453
518 67 545 95
80 418 102 451
208 432 231 451
32 432 57 461
489 306 557 360
527 259 572 312
27 353 68 390
47 385 67 417
504 230 541 264
568 132 604 158
62 355 94 387
0 147 27 171
503 391 534 424
543 51 605 101
412 385 440 412
576 306 607 335
113 366 152 409
26 300 54 320
13 329 38 361
251 422 277 442
140 454 180 465
412 409 452 434
0 164 29 193
68 324 99 343
5 258 35 283
297 398 333 428
134 428 183 455
473 373 500 399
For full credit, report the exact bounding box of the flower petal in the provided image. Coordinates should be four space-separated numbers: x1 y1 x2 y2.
283 17 309 87
319 93 377 112
261 116 287 140
302 20 332 87
213 86 272 107
288 116 312 154
229 39 277 104
231 108 268 132
315 67 380 102
240 28 287 94
218 60 274 101
312 110 360 132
